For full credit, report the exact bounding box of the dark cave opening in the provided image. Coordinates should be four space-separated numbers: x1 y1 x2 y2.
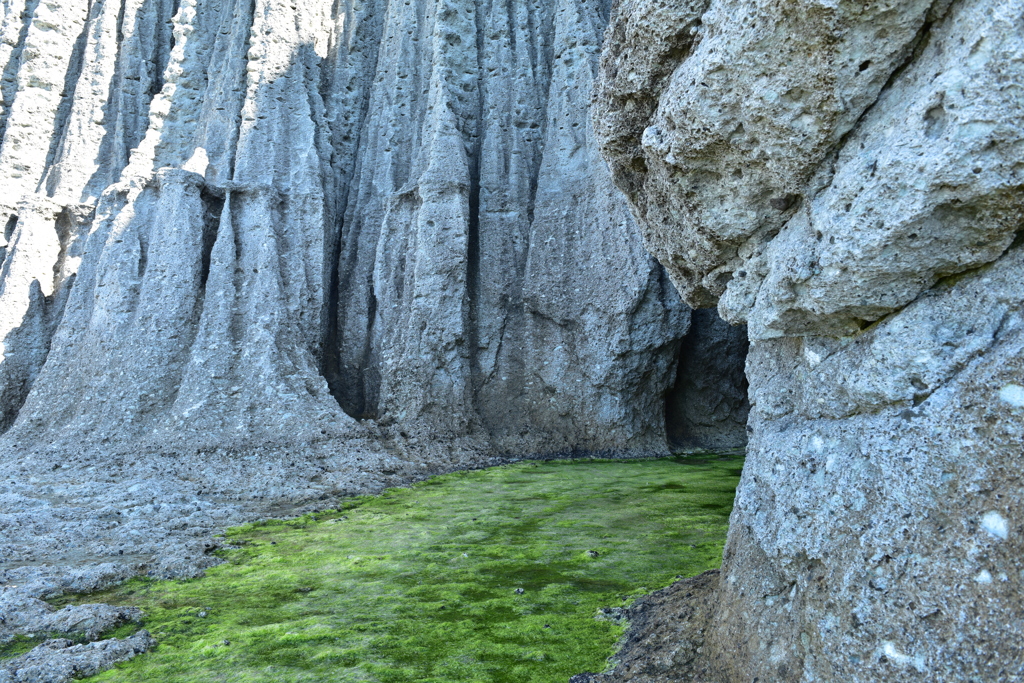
665 308 750 452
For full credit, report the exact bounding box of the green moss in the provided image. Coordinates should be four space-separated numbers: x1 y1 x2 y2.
59 454 742 683
0 635 44 660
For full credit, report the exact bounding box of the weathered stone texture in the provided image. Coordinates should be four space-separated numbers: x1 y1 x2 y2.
597 0 1023 679
0 0 738 458
0 2 756 679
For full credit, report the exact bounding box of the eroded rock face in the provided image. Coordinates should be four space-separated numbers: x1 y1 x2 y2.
0 3 753 678
0 0 754 458
597 0 1023 679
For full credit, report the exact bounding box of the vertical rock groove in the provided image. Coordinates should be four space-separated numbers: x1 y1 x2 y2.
0 0 43 143
0 0 753 457
464 0 485 414
37 0 92 188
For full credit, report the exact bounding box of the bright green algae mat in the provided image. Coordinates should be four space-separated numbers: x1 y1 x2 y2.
68 454 743 683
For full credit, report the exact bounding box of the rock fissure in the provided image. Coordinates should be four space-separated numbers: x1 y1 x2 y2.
39 2 94 197
0 0 43 144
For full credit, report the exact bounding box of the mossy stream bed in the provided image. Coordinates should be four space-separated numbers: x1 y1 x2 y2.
53 454 743 682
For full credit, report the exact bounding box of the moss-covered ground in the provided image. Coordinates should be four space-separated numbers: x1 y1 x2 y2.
58 454 742 682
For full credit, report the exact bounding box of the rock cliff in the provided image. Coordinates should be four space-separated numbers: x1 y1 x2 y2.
0 0 751 459
596 0 1023 679
0 1 758 678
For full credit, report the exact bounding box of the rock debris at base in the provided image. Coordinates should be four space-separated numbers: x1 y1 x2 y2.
0 631 154 683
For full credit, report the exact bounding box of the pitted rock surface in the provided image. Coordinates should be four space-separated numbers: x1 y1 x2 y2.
0 0 751 680
596 0 1023 679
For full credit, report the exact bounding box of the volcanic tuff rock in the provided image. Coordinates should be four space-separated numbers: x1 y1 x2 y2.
597 0 1023 680
0 0 754 460
0 0 750 679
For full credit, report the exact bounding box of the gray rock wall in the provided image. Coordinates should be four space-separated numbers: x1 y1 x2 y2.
0 0 751 458
596 0 1023 679
0 4 756 680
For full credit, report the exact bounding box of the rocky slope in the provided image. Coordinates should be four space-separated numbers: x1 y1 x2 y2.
596 0 1023 679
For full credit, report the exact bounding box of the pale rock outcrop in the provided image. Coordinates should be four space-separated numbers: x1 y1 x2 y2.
5 0 351 452
0 0 742 459
0 1 751 679
0 592 141 640
597 0 1023 679
0 198 87 431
